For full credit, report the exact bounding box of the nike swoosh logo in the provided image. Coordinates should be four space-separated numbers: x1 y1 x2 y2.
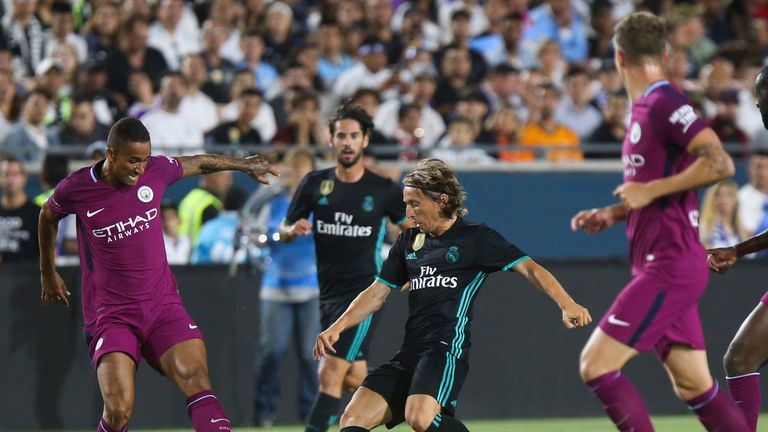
607 314 631 327
86 208 105 217
210 418 229 423
189 323 198 329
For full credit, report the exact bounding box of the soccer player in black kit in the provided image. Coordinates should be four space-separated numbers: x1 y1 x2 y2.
313 158 592 432
280 103 412 432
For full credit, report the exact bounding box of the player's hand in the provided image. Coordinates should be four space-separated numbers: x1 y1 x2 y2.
289 218 312 237
41 271 70 306
613 182 654 210
243 155 279 184
570 207 614 234
562 301 592 329
313 328 340 359
707 247 738 274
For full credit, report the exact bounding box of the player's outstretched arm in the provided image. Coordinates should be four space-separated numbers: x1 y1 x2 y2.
176 154 279 184
614 129 734 210
570 203 628 235
313 280 392 359
707 228 768 273
39 203 70 306
512 258 592 329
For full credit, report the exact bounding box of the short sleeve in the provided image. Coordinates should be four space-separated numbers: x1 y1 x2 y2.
152 155 184 185
652 93 707 151
376 231 409 289
385 181 407 225
284 174 314 224
47 176 74 220
474 225 529 273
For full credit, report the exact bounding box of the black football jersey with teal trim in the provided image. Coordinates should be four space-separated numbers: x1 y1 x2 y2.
376 218 528 360
286 168 407 303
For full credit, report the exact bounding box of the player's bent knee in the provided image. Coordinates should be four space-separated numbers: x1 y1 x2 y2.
103 397 133 426
339 404 375 429
318 363 346 388
724 344 761 375
404 410 434 432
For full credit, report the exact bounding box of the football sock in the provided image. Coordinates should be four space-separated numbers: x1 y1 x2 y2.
727 373 761 432
305 392 341 432
586 370 654 431
186 390 231 432
339 427 369 432
97 419 127 432
425 413 470 431
687 380 750 432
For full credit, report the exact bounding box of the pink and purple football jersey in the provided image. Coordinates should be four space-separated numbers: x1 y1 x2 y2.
48 155 184 328
622 81 708 276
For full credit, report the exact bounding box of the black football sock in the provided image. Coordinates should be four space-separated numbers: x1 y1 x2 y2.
304 392 341 432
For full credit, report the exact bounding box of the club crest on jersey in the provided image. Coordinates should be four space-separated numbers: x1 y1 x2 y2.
320 180 334 196
137 186 154 203
629 123 641 144
362 195 374 212
445 245 459 263
413 233 425 251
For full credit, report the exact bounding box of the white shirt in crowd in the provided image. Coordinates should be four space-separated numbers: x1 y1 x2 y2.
431 146 495 166
148 21 201 71
164 232 191 265
141 109 204 155
180 91 219 134
42 32 88 62
374 99 446 149
220 100 277 142
738 183 768 236
333 63 393 101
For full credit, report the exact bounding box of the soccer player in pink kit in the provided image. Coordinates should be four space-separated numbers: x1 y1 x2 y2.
571 12 749 432
708 64 768 432
38 117 277 432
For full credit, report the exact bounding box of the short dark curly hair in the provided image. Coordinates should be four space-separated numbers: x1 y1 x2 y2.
328 100 374 137
403 158 468 218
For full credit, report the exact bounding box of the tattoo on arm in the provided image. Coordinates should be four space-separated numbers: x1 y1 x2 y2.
179 155 245 177
694 144 733 179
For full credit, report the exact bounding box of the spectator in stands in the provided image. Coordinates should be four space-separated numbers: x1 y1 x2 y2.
207 0 245 64
556 65 602 141
434 9 488 84
455 89 491 129
586 91 627 159
180 54 219 134
238 30 279 93
709 89 749 149
50 42 79 91
179 170 232 248
524 0 588 63
148 0 201 71
700 179 747 249
262 2 302 71
83 1 119 61
333 37 396 103
666 4 717 75
364 0 399 63
1 0 45 77
0 69 20 142
480 63 527 120
250 148 320 427
434 44 473 119
0 157 38 262
387 103 423 161
478 103 520 161
432 116 494 165
199 21 237 104
73 61 120 125
519 82 582 162
221 69 277 142
35 59 68 127
472 12 536 69
33 153 76 256
58 98 110 146
140 72 204 154
268 62 314 125
317 19 354 89
292 42 324 93
162 200 191 265
104 15 168 109
126 71 160 119
350 88 391 148
588 0 615 61
666 48 697 93
243 0 268 31
0 88 54 161
191 186 247 264
375 72 444 150
43 1 87 63
738 151 768 238
537 39 567 86
206 87 264 147
272 91 327 149
439 0 489 39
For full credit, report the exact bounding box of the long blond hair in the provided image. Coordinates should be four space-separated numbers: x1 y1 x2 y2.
699 179 747 246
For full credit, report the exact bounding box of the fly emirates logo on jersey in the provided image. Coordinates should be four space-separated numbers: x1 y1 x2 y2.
92 208 158 243
316 212 373 237
410 265 458 291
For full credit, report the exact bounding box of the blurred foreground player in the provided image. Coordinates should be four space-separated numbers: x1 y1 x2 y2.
708 64 768 432
38 117 277 432
571 11 749 432
315 158 592 432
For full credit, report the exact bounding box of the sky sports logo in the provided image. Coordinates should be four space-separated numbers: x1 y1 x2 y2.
92 208 158 243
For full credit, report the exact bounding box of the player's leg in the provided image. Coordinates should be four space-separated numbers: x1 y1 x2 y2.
339 386 394 431
664 345 750 431
254 299 293 425
305 355 353 432
343 312 378 393
579 328 653 431
405 394 467 432
344 360 368 393
96 352 137 432
724 302 768 431
294 298 321 422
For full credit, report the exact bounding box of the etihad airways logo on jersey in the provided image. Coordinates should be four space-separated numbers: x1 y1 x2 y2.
622 153 645 177
316 212 373 237
92 208 158 242
409 265 458 291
